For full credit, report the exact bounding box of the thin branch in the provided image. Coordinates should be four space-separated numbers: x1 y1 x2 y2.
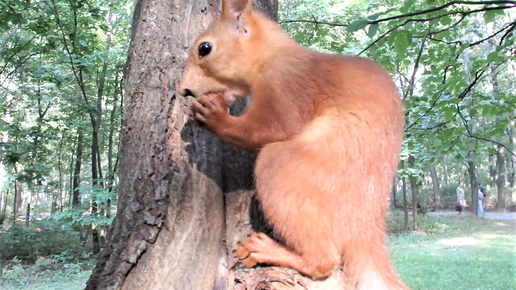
404 90 445 132
424 117 455 130
369 1 516 25
456 106 516 157
279 19 347 27
458 69 486 100
419 13 467 37
0 52 40 88
469 20 516 46
500 22 516 45
0 35 37 76
358 19 409 55
403 35 427 101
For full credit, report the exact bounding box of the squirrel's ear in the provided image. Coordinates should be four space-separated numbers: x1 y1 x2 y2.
221 0 252 24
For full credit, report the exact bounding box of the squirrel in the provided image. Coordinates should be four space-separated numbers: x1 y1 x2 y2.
179 0 407 289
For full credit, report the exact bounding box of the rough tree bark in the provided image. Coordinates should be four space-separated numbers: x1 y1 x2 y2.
85 0 350 289
429 163 440 211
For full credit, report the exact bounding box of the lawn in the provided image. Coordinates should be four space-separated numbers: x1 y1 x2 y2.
0 259 92 290
0 213 514 290
387 212 516 290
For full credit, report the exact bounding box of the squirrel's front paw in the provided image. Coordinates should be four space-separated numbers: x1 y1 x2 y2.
192 93 229 133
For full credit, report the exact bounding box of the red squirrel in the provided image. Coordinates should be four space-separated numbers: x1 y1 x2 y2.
179 0 407 289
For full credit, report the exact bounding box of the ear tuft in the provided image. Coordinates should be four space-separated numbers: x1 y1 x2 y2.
222 0 253 22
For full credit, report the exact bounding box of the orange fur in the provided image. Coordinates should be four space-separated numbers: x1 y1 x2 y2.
179 0 407 289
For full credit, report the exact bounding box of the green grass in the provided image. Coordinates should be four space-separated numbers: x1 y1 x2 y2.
0 258 93 290
387 212 516 290
1 213 514 290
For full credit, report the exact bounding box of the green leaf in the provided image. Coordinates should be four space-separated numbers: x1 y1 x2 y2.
458 43 470 54
443 107 455 122
368 24 378 38
487 51 501 63
367 13 381 21
440 16 452 26
484 10 496 24
394 31 410 58
346 19 369 32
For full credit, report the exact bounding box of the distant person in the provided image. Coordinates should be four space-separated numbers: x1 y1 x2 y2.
456 182 467 213
478 182 485 215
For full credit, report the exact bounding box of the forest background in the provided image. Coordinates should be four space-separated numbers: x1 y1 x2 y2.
0 0 515 289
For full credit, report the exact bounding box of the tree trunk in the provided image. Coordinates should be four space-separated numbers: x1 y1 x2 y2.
508 125 515 187
91 128 101 254
1 189 7 216
86 0 355 289
408 156 418 231
86 0 237 288
429 163 440 211
0 189 3 216
25 202 30 228
13 165 22 216
467 160 478 216
489 154 496 186
462 45 478 216
72 132 83 207
402 177 408 231
391 176 397 209
442 155 448 186
496 146 506 211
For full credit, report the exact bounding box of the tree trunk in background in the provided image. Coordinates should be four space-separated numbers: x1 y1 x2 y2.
402 177 409 231
429 163 440 211
72 132 83 207
25 202 30 227
442 156 448 186
496 146 506 211
489 154 496 186
462 45 478 216
408 156 418 231
391 177 397 209
13 164 22 216
508 125 515 187
1 189 7 216
0 190 3 216
467 161 478 216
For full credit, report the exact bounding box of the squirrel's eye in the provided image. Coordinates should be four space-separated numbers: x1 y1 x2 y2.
198 42 212 58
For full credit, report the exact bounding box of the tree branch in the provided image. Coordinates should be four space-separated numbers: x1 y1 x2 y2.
458 69 486 100
403 35 427 101
456 105 516 157
470 20 516 47
500 21 516 45
404 90 445 132
279 19 347 27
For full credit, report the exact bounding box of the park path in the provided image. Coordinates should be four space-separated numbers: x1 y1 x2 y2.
427 211 516 220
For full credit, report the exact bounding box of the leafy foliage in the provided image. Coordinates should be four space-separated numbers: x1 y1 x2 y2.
0 220 86 261
280 0 516 209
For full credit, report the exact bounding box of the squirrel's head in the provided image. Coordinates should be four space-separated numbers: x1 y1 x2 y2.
179 0 273 106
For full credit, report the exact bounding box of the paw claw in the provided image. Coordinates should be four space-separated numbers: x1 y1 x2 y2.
236 246 249 259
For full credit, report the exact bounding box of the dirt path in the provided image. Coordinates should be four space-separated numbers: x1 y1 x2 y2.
427 211 516 220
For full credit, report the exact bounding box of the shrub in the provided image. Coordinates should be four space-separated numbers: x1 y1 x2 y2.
0 219 85 262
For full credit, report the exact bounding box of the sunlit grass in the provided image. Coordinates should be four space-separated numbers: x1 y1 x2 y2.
387 213 516 290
